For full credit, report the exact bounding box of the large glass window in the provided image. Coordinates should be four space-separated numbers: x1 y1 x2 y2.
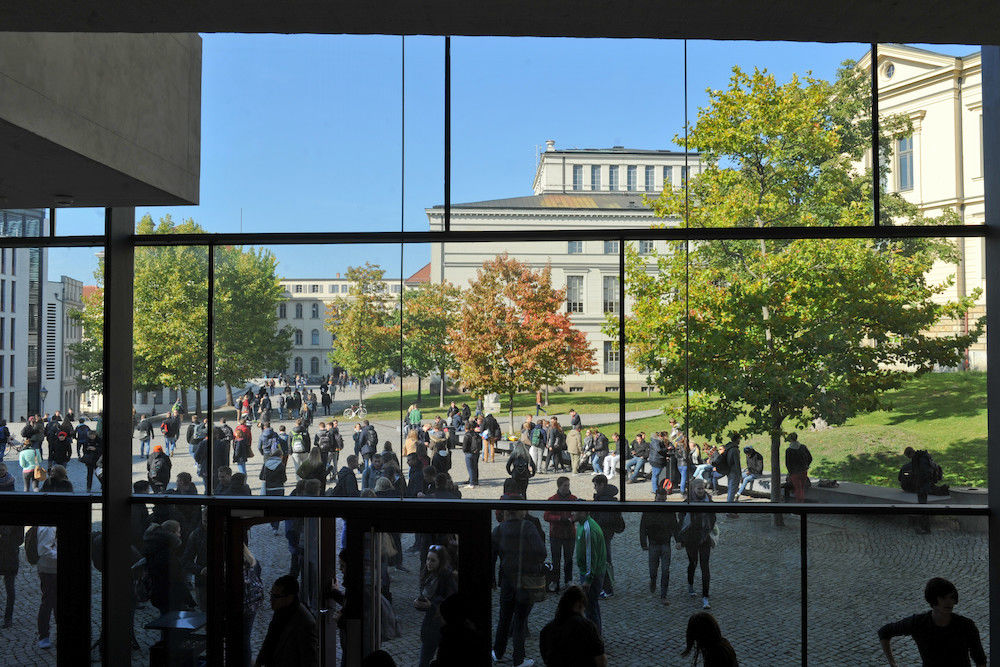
566 275 584 313
590 165 601 191
572 164 583 190
602 275 620 314
626 164 637 191
898 135 914 191
608 165 619 191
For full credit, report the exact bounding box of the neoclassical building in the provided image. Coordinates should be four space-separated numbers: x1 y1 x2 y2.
863 44 986 368
428 142 703 391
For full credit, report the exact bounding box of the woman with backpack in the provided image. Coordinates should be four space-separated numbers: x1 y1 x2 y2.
289 419 311 473
679 478 717 610
506 440 536 498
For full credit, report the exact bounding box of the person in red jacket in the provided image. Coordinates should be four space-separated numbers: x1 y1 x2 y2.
543 476 578 593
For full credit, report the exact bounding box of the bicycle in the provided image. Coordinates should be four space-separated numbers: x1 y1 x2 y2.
343 404 368 419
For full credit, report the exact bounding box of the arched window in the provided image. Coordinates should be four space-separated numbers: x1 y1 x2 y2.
294 303 303 319
278 303 286 319
310 357 320 374
294 357 303 373
311 329 319 346
295 329 303 345
311 303 319 319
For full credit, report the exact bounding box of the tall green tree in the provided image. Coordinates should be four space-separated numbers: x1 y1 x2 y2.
325 262 399 405
402 280 462 407
69 215 293 414
615 64 983 506
450 255 597 431
214 245 294 405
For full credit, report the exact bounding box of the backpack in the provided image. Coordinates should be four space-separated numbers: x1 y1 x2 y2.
150 454 168 481
511 455 530 480
530 428 543 447
24 526 39 565
291 433 306 454
368 428 379 448
747 450 764 476
159 421 168 435
711 449 730 476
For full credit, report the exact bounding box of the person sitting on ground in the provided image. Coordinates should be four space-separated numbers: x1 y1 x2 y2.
878 577 986 667
681 612 738 667
539 585 607 667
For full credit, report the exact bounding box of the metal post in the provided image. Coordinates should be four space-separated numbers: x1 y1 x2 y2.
981 44 1000 667
800 512 808 666
618 238 627 498
444 36 451 234
101 206 134 666
871 42 880 227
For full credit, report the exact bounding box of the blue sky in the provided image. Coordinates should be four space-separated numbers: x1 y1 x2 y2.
52 37 976 285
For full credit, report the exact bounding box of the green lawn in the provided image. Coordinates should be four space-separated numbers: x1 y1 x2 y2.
349 388 669 424
591 372 986 488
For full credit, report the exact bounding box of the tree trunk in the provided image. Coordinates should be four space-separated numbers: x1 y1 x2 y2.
359 382 365 407
178 387 187 413
195 388 203 420
544 385 549 407
224 381 234 407
770 402 785 527
509 392 516 434
439 367 446 408
417 376 422 403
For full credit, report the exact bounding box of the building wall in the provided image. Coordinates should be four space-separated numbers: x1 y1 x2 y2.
44 276 83 416
278 276 406 379
872 46 987 368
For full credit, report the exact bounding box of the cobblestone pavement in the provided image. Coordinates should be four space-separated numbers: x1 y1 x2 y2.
0 403 990 665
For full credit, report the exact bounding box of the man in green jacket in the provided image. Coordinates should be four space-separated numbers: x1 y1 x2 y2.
574 510 607 635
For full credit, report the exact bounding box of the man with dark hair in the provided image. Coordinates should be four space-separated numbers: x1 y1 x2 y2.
331 455 360 497
543 477 578 592
591 475 622 598
255 574 319 667
902 446 939 534
491 507 546 667
784 432 812 504
878 577 985 667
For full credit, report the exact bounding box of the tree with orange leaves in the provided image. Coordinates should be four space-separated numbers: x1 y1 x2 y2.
450 254 597 432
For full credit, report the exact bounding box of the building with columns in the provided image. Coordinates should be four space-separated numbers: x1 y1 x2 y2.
428 141 703 391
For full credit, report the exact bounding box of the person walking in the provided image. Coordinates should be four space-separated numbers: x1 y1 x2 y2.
542 477 578 593
877 577 986 667
679 479 717 610
590 475 622 598
722 434 742 510
35 525 57 649
535 389 547 417
572 510 607 636
639 487 679 604
19 445 42 492
507 440 537 499
136 414 154 457
491 508 546 667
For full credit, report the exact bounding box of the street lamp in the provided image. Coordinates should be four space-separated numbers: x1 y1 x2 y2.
40 386 48 415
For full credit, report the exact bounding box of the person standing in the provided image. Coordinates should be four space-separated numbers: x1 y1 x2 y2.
35 525 57 649
543 477 578 593
491 508 546 667
573 510 607 636
414 544 458 667
566 424 583 474
877 577 986 667
679 479 716 610
639 487 679 604
545 418 567 473
647 431 669 494
538 586 608 667
785 433 812 503
461 423 482 488
0 508 20 628
722 433 742 509
255 574 319 667
162 411 180 456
